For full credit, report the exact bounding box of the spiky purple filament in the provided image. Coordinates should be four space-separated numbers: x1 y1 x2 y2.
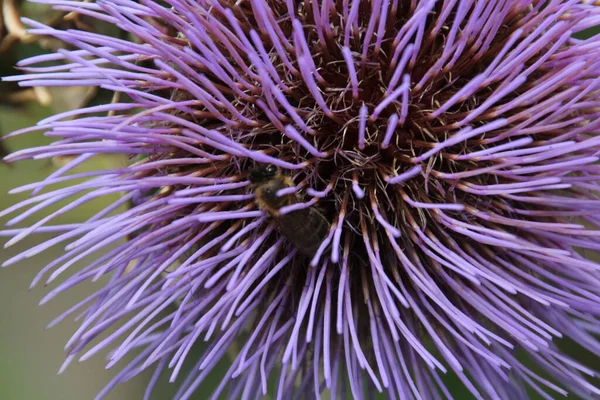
3 0 600 399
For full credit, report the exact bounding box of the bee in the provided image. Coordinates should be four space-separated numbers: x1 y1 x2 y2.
250 164 330 257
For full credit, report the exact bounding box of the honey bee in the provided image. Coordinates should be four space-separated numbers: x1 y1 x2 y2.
250 164 330 257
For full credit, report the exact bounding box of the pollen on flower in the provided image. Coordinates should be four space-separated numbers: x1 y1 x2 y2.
2 0 600 399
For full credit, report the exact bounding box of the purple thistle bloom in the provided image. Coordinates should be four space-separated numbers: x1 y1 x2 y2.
4 0 600 398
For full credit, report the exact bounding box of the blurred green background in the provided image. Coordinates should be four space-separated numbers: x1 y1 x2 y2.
1 1 600 400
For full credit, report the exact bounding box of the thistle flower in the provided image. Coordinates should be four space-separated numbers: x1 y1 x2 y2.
3 0 600 399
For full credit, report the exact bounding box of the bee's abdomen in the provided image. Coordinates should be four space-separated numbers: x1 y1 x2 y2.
276 207 330 257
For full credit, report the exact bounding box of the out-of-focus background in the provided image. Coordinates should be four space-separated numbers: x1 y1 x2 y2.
1 1 600 399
